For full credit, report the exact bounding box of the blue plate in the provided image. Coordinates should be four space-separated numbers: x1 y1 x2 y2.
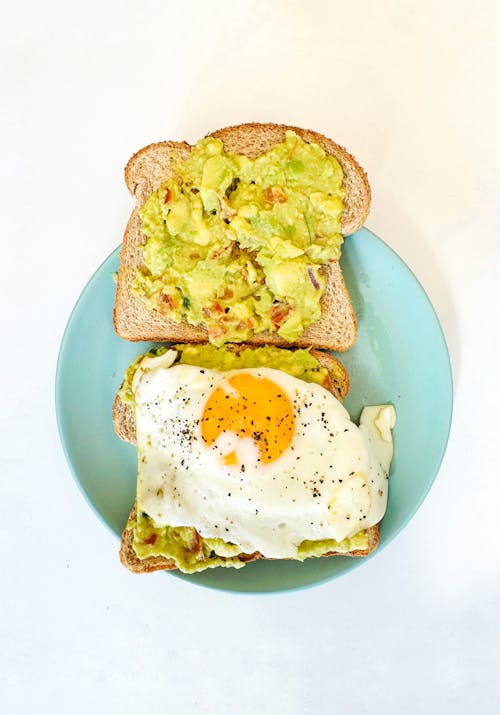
55 228 453 593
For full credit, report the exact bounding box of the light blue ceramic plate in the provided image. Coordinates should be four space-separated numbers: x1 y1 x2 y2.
55 228 453 593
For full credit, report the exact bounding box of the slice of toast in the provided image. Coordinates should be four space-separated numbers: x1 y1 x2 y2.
113 123 371 351
115 347 379 573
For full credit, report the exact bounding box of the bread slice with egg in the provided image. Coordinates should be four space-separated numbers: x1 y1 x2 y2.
114 346 380 574
113 123 371 351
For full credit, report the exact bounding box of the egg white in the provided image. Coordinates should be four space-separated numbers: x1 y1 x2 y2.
133 354 396 558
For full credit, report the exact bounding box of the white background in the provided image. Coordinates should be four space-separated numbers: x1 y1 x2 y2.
2 1 499 713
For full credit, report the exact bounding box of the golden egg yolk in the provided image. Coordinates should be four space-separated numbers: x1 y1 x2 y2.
201 373 295 465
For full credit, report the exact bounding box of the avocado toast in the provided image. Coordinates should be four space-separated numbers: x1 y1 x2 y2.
113 123 371 350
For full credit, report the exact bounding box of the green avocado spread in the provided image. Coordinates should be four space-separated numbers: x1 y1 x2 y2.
130 511 369 574
118 343 330 406
133 130 345 345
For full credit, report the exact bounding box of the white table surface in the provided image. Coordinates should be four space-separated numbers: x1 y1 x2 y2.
2 1 499 713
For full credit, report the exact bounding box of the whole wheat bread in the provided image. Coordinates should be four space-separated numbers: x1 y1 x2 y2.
115 347 379 573
113 123 371 351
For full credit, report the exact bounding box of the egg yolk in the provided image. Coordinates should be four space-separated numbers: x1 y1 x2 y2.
201 373 295 465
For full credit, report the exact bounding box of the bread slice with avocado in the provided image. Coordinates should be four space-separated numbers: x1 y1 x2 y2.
113 123 370 351
114 344 382 575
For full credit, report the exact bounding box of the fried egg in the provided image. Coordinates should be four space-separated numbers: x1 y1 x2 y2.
133 351 396 559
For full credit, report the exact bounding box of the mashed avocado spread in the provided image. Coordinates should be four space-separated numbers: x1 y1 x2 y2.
118 343 330 406
130 511 369 573
133 131 345 345
121 344 366 572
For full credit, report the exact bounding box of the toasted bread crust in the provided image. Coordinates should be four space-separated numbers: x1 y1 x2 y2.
113 123 369 350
